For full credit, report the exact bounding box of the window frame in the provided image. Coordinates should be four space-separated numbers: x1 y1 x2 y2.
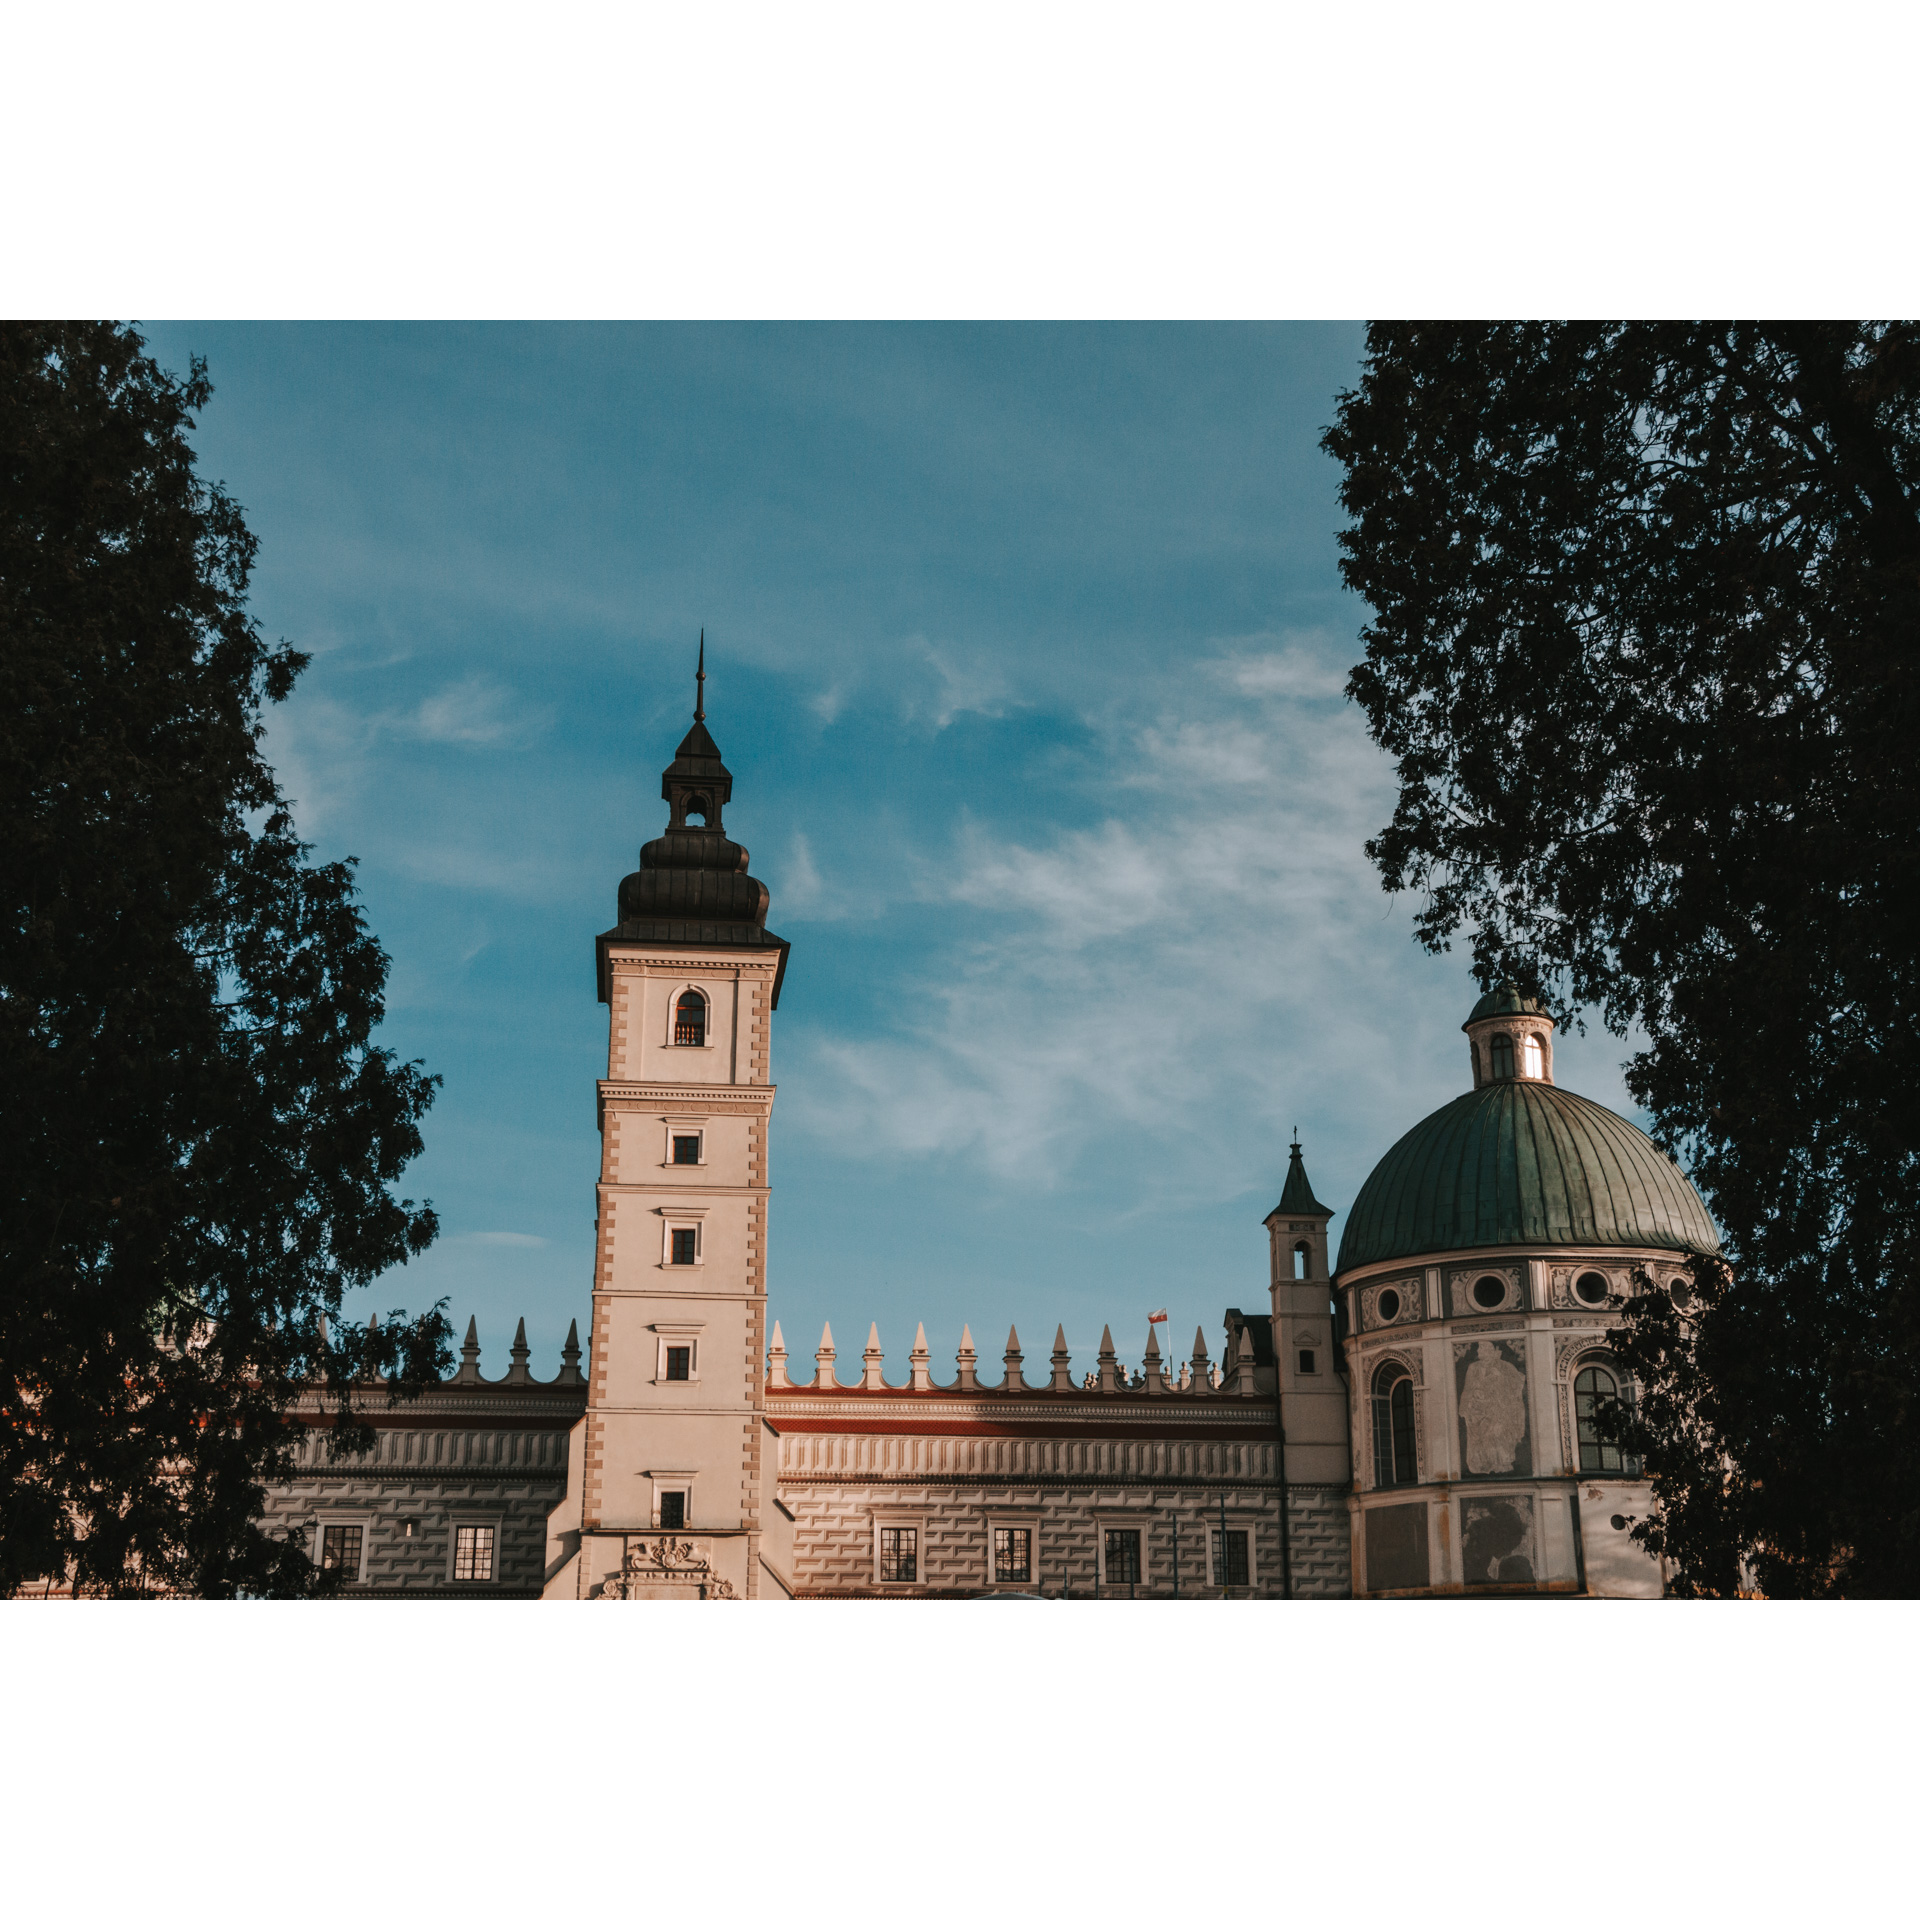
1488 1031 1515 1079
440 1507 505 1585
1210 1525 1252 1589
1102 1526 1144 1589
667 984 713 1050
875 1522 922 1586
316 1516 370 1587
666 1123 708 1167
1371 1360 1418 1489
645 1472 697 1530
653 1323 704 1385
451 1522 498 1584
983 1509 1044 1586
658 1208 708 1269
1574 1360 1626 1474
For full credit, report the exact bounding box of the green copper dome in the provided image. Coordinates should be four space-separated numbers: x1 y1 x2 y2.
1335 1080 1719 1275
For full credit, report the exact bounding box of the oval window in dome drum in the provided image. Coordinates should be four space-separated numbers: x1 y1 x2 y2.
1574 1271 1609 1306
1472 1273 1507 1310
1377 1286 1400 1322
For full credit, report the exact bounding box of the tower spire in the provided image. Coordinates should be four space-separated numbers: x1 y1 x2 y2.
694 630 705 721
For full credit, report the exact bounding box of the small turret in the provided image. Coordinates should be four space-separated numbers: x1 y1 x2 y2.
955 1326 979 1392
453 1315 483 1386
1049 1326 1073 1393
1003 1325 1027 1392
1463 982 1556 1088
556 1318 584 1386
813 1321 837 1391
861 1322 887 1391
766 1320 789 1390
909 1323 932 1392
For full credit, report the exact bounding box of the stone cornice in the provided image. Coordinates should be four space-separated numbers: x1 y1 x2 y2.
598 1080 776 1111
765 1390 1274 1430
1335 1243 1697 1289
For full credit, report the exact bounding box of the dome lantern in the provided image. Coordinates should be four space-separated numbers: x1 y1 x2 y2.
1463 983 1555 1088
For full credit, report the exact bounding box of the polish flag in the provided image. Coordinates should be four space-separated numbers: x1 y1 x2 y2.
1147 1309 1169 1324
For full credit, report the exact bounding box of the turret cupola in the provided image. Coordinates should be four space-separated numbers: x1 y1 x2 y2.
597 639 790 1005
1463 982 1555 1088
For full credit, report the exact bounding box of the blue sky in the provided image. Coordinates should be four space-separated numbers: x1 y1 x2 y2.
144 322 1641 1386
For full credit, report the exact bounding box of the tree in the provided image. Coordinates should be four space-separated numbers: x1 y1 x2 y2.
1 322 449 1597
1323 323 1920 1597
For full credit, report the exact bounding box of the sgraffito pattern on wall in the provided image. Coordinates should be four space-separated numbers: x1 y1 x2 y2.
1453 1338 1531 1476
1461 1493 1536 1585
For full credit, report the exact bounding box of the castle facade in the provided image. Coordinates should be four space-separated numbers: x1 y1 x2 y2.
270 681 1717 1598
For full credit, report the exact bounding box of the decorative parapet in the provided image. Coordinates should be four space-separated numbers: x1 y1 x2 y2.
764 1319 1265 1400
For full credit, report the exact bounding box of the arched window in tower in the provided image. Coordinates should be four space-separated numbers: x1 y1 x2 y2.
1292 1241 1310 1280
1371 1362 1417 1489
1517 1032 1545 1079
1575 1363 1624 1472
674 990 707 1047
1488 1032 1515 1079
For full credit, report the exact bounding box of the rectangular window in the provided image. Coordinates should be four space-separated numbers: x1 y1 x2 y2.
665 1345 692 1381
878 1526 918 1582
1104 1528 1142 1586
1212 1528 1250 1586
658 1491 687 1530
1297 1348 1317 1374
994 1527 1031 1583
453 1524 495 1581
672 1134 701 1165
320 1524 363 1582
670 1226 698 1265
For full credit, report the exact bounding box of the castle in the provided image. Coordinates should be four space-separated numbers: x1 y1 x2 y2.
267 668 1719 1598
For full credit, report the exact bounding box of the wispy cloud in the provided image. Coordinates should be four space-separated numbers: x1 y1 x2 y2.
786 639 1420 1198
450 1231 549 1248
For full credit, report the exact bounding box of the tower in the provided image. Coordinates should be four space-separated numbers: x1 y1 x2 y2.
544 644 790 1599
1266 1138 1349 1489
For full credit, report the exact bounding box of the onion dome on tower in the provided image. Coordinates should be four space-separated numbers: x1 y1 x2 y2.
1334 985 1719 1274
596 638 790 1004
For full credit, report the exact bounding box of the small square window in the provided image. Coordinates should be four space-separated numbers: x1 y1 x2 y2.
659 1491 687 1530
321 1524 363 1582
670 1227 698 1265
878 1526 918 1582
1297 1348 1317 1375
453 1524 495 1581
672 1134 701 1166
1104 1528 1142 1586
994 1527 1031 1583
1212 1528 1250 1586
665 1344 692 1381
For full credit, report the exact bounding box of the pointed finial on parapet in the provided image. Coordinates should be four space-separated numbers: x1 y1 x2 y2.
1049 1325 1074 1393
909 1323 932 1392
955 1325 979 1393
813 1321 837 1391
1002 1325 1027 1393
862 1322 887 1391
695 630 706 721
504 1315 533 1384
1191 1326 1211 1396
359 1311 382 1381
1097 1324 1119 1393
556 1318 584 1386
1143 1322 1165 1395
767 1320 789 1390
1177 1361 1192 1391
454 1314 483 1385
1236 1326 1258 1397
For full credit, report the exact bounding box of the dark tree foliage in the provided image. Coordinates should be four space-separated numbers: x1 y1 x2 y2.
1 322 449 1597
1324 323 1920 1597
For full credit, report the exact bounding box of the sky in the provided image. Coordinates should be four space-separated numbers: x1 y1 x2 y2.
141 321 1646 1387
